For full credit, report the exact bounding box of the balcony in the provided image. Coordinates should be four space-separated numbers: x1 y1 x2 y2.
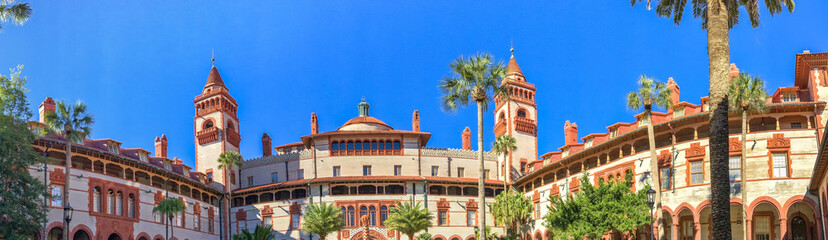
514 117 537 135
494 120 507 136
196 127 220 145
226 129 241 147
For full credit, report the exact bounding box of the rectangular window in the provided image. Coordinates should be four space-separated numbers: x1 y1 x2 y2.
674 107 685 118
297 169 304 180
729 156 741 181
782 92 797 102
247 176 254 187
610 129 618 138
208 218 214 233
690 161 703 184
484 169 490 179
164 162 171 170
534 203 540 218
520 163 526 173
754 216 770 240
194 214 200 230
271 172 279 183
431 166 439 176
660 168 671 190
109 144 119 153
772 152 788 178
50 185 62 207
363 165 372 176
438 210 447 226
291 214 301 229
393 165 401 176
139 152 148 162
207 172 213 182
791 122 802 129
584 138 593 148
263 216 272 227
638 117 649 127
457 167 465 178
333 166 341 177
467 210 475 226
177 212 183 227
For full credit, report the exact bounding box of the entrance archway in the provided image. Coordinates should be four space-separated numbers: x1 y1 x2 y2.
790 216 807 240
108 233 123 240
350 229 386 240
47 227 62 240
73 230 91 240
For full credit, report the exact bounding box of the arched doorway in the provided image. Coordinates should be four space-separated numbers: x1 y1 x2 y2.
108 233 122 240
790 216 807 240
47 227 62 240
73 230 91 240
138 237 149 240
350 229 386 240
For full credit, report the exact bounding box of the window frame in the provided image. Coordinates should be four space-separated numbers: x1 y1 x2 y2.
770 151 790 178
688 160 704 185
363 165 372 176
333 166 341 177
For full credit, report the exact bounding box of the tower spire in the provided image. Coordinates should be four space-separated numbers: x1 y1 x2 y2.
211 49 215 67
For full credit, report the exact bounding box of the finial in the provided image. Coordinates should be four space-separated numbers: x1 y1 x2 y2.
211 49 215 67
510 40 514 56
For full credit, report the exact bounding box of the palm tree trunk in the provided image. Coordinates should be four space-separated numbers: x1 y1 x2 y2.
503 153 508 192
707 0 732 239
63 140 72 240
740 111 748 239
166 215 171 240
645 108 664 240
226 166 233 240
476 102 486 240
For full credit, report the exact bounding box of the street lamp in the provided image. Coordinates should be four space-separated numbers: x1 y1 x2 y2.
646 188 656 240
64 204 74 223
474 226 479 237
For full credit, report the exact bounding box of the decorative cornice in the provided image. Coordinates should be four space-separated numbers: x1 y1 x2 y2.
767 133 791 150
685 142 706 160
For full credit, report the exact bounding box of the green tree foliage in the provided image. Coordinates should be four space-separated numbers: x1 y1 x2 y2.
384 201 433 240
416 232 433 240
0 0 31 32
490 189 533 237
232 225 274 240
302 202 344 240
492 134 517 190
217 150 243 239
0 65 49 239
153 198 186 240
543 173 650 240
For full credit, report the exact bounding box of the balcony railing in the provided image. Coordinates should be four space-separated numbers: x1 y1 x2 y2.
226 129 241 147
196 127 220 145
514 116 537 135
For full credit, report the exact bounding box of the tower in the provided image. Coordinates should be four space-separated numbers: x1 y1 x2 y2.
494 47 538 182
193 58 241 191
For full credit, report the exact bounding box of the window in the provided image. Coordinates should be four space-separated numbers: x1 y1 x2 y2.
457 167 465 178
369 206 377 225
394 141 401 150
674 107 685 118
155 212 163 223
207 172 213 182
347 142 354 150
690 161 704 184
660 168 671 190
484 169 490 179
378 141 385 150
517 109 527 118
438 210 447 226
772 152 788 178
230 172 236 184
263 216 271 227
247 176 254 187
108 190 115 214
585 138 593 148
297 169 304 180
195 213 201 230
467 210 476 226
347 207 355 226
638 117 650 127
520 163 526 173
729 156 741 181
791 122 802 129
534 202 540 218
754 216 771 240
355 141 362 150
116 191 123 216
380 206 389 225
333 166 341 177
393 165 401 176
139 152 148 162
208 217 214 233
176 212 183 227
610 129 618 138
431 166 439 176
363 166 372 176
50 185 63 207
271 172 279 183
331 143 338 151
108 144 119 153
127 194 135 218
782 92 797 102
164 162 172 170
93 187 101 212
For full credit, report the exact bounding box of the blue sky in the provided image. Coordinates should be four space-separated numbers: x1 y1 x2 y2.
1 1 826 167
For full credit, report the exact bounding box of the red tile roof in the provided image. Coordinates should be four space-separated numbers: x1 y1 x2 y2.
507 56 523 76
337 116 393 131
204 66 225 89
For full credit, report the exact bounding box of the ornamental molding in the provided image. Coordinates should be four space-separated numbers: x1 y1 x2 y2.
437 198 450 209
261 205 273 216
235 208 246 220
466 199 478 210
289 202 302 214
154 191 164 204
550 184 560 196
421 148 497 159
243 150 307 168
729 137 742 153
657 150 671 168
569 177 579 190
767 133 791 149
50 168 65 185
685 142 706 160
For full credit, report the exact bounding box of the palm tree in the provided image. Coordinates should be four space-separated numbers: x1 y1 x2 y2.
492 134 517 191
490 189 533 237
729 73 767 238
384 201 433 240
218 151 244 240
631 0 794 239
0 0 31 32
44 100 93 240
302 203 344 240
153 198 186 240
439 53 509 240
232 225 274 240
626 75 671 239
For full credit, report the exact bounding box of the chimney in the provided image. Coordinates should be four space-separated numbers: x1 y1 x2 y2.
38 97 56 123
412 110 420 132
564 121 578 145
155 134 167 158
262 133 272 157
462 127 471 150
729 63 740 78
666 77 680 106
311 113 319 134
173 157 183 165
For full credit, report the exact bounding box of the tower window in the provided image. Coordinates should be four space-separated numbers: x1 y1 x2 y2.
203 120 214 129
517 109 527 118
499 112 506 122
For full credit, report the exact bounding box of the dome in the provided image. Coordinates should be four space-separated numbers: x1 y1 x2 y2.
338 116 393 131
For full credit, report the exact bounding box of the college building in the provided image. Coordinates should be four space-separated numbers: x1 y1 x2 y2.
27 50 828 240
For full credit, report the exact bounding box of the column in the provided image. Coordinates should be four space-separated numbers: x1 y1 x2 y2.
775 117 781 131
673 223 679 240
780 218 787 240
745 218 752 240
694 221 701 240
694 127 698 140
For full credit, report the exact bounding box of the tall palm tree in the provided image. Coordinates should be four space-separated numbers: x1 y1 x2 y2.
302 202 344 240
153 198 186 240
439 53 509 240
626 75 671 239
0 0 31 32
729 73 767 238
232 225 274 240
218 151 243 240
631 0 793 239
44 100 93 240
384 201 433 240
490 189 533 237
492 134 517 191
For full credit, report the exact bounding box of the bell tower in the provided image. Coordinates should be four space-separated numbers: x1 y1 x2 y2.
193 57 241 191
494 47 538 183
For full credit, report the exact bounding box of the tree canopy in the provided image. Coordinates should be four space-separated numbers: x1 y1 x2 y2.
490 189 533 237
302 202 344 240
384 200 433 240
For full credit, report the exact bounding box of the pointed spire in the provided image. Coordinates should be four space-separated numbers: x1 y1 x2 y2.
204 51 225 90
507 46 523 76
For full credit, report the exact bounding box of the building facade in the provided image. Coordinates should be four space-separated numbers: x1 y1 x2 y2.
28 50 828 240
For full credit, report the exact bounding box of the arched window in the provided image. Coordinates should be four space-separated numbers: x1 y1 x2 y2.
116 191 123 216
371 141 377 150
347 207 355 226
393 141 401 150
108 190 115 214
128 194 135 218
331 142 339 151
385 141 392 149
347 141 354 150
363 141 370 150
378 141 385 150
517 109 527 118
227 122 235 131
360 206 368 223
355 141 362 150
369 206 377 225
203 120 214 129
339 142 345 151
341 207 347 225
499 112 506 122
380 206 388 225
93 187 101 212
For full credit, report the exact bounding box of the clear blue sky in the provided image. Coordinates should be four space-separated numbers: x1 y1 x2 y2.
1 1 826 167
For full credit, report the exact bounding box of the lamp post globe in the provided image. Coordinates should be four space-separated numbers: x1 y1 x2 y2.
64 204 74 223
646 188 656 209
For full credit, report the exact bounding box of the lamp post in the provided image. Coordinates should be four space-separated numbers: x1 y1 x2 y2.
64 204 74 239
41 142 51 240
646 188 656 240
